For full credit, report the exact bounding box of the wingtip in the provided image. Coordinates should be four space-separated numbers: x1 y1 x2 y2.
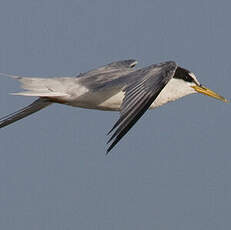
106 146 113 155
105 150 110 155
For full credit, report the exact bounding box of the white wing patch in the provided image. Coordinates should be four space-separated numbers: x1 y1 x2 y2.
188 72 200 85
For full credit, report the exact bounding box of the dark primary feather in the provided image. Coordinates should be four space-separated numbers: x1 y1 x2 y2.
107 61 177 153
0 98 51 128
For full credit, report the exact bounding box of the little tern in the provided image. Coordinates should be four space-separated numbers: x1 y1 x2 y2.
0 59 228 153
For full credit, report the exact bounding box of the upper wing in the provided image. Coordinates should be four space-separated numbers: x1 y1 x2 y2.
78 59 138 78
106 61 177 153
77 59 138 90
104 59 138 70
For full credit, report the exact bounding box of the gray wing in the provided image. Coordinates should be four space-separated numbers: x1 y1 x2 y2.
106 61 177 153
0 98 51 128
78 59 138 78
77 59 138 90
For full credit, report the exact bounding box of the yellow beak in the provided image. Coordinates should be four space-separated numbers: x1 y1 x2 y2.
192 85 229 103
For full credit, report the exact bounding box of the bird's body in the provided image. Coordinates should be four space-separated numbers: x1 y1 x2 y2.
71 77 195 111
0 59 228 152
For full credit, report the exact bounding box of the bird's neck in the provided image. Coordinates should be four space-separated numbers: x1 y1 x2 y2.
150 78 196 109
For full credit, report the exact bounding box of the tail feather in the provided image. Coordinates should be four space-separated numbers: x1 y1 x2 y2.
0 72 72 97
0 98 52 128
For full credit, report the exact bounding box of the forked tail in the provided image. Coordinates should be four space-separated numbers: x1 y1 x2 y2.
0 98 52 128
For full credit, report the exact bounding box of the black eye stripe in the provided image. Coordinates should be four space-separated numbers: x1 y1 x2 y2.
173 67 195 83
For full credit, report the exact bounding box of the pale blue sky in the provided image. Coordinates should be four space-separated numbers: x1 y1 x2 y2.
0 0 230 229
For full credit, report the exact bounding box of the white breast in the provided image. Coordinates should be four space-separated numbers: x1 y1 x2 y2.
150 78 196 108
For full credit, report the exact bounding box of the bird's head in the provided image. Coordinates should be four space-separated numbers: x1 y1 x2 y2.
173 67 228 103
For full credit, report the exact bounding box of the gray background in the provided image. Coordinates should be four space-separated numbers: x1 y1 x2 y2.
0 0 230 229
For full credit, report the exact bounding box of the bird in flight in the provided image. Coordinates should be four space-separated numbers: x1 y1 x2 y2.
0 60 228 153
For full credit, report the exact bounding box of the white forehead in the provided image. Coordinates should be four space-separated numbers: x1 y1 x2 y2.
188 72 200 85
